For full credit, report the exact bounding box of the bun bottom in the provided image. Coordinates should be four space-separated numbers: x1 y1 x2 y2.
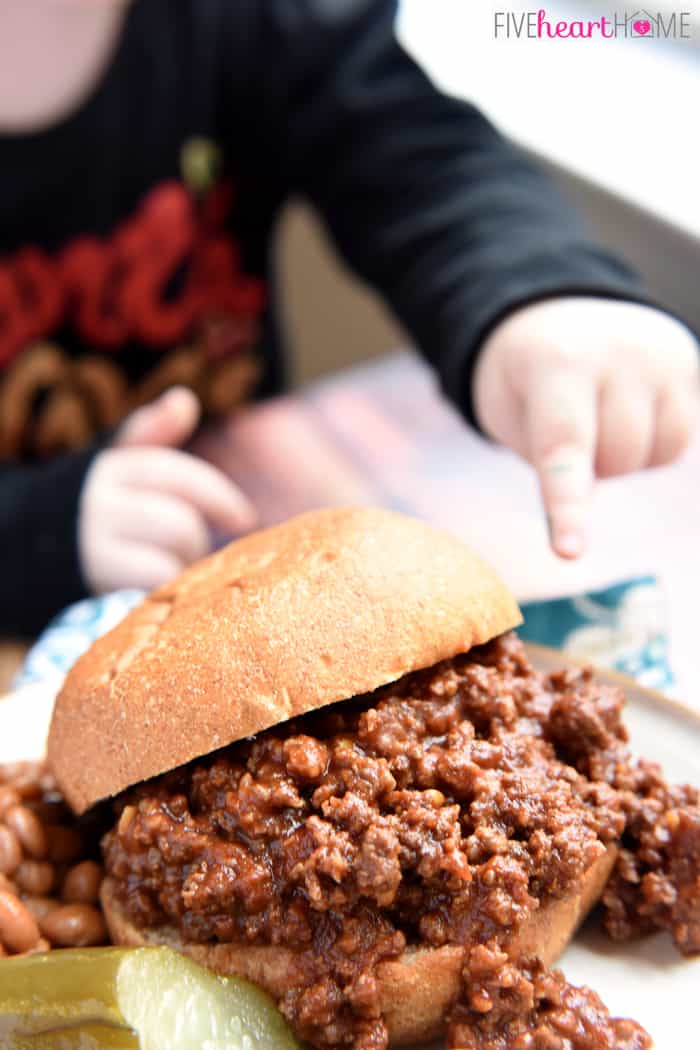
101 847 615 1047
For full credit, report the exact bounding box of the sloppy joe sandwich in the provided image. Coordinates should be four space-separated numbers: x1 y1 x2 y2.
47 507 700 1049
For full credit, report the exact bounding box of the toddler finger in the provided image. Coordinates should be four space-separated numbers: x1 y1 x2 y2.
649 386 699 467
114 491 210 565
90 541 184 595
525 370 596 559
116 387 201 450
112 448 257 534
595 379 654 478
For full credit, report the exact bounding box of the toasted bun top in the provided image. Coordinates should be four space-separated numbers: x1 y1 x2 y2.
48 507 521 813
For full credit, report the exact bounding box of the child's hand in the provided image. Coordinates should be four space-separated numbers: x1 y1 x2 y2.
79 387 257 594
473 298 699 558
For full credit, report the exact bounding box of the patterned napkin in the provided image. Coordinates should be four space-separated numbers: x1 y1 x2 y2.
519 576 672 693
14 590 145 691
14 576 672 694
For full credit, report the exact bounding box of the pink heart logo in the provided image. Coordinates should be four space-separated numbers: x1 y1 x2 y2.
633 19 651 35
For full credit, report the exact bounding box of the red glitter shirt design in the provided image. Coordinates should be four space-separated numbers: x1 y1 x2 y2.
0 177 266 460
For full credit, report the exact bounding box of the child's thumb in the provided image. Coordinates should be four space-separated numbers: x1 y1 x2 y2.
116 387 201 449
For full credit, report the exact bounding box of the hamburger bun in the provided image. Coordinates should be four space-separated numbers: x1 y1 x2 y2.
101 843 616 1046
48 507 521 814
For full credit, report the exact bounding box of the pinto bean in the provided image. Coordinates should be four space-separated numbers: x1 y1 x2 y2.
4 805 48 859
0 824 22 876
0 888 40 953
14 860 55 895
39 904 107 947
22 896 62 922
61 861 104 905
46 825 84 864
0 762 107 956
0 786 20 816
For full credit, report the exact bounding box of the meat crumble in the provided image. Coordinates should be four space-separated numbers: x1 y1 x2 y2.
103 634 700 1049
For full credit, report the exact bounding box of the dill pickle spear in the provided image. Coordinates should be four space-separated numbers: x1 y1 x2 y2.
0 948 127 1034
115 948 302 1050
0 947 302 1050
7 1023 138 1050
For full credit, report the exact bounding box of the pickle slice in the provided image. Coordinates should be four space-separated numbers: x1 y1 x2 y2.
0 947 301 1050
116 948 301 1050
7 1023 138 1050
0 948 126 1034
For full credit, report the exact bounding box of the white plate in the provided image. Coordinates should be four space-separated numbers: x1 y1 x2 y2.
1 646 698 1049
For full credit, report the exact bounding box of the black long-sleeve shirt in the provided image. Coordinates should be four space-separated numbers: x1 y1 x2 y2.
0 0 663 635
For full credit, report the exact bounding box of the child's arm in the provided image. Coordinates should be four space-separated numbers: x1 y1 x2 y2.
240 1 650 414
0 442 104 637
231 1 697 552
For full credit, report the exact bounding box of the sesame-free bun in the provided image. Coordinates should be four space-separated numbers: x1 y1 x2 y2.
48 507 521 814
101 844 616 1045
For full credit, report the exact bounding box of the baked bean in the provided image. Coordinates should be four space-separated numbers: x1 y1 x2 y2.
62 861 103 905
0 888 41 953
0 762 109 957
22 896 62 922
0 762 34 784
0 786 20 817
4 804 48 859
39 903 107 947
15 860 55 895
0 872 17 894
27 797 71 825
47 825 84 864
0 824 21 876
0 764 44 800
11 776 43 801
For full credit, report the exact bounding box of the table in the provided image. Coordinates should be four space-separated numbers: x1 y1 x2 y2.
195 350 700 705
4 350 697 704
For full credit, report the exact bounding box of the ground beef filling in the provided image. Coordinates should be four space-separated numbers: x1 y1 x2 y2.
447 947 650 1050
103 634 699 1049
